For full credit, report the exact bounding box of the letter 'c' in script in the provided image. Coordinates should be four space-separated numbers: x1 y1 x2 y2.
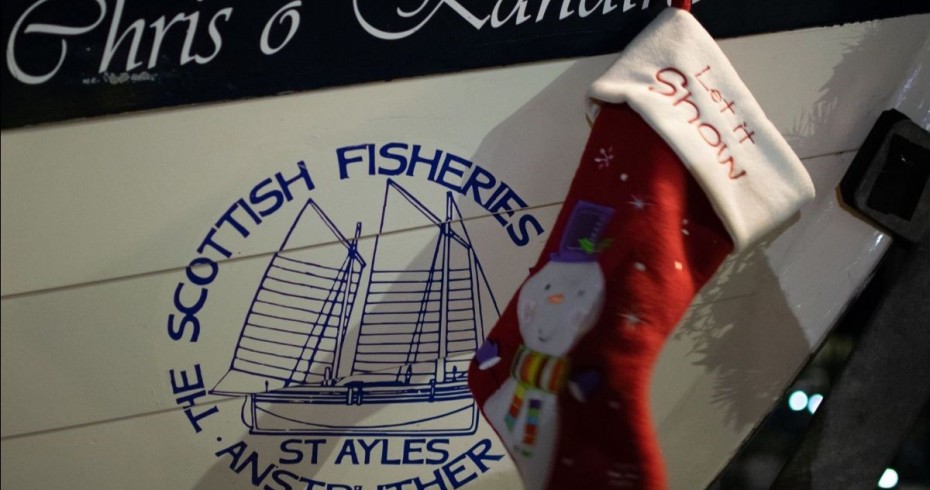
7 0 107 84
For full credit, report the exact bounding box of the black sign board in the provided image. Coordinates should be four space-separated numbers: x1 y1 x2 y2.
2 0 928 129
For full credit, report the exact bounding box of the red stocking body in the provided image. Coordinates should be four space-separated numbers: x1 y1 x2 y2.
469 103 733 489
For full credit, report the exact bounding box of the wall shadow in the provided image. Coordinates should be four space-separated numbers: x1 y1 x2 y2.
457 55 616 219
671 237 810 433
783 23 910 154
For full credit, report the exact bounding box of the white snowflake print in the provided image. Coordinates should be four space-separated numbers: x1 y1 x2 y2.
595 147 614 170
628 195 649 211
607 463 640 487
618 312 643 330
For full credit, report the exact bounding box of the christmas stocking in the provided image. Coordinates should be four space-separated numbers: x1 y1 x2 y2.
467 2 815 489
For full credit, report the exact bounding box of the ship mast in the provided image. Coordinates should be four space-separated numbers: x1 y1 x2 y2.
435 194 454 384
333 221 362 381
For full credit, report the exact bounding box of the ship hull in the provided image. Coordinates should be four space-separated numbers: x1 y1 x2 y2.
246 381 479 436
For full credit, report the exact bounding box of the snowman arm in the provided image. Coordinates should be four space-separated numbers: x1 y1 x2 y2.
568 369 601 402
475 340 501 370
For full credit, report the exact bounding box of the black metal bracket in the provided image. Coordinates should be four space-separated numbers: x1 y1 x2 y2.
840 109 930 243
772 110 930 489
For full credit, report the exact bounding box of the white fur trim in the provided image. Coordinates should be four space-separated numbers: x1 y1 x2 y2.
589 9 815 251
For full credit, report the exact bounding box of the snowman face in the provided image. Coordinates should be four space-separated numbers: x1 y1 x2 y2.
517 260 606 355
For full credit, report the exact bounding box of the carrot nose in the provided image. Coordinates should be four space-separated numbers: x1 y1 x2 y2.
547 293 565 304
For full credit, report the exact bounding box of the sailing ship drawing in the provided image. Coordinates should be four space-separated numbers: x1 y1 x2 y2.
211 179 500 436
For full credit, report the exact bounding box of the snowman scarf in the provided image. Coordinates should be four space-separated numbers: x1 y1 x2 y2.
468 1 815 489
505 345 570 452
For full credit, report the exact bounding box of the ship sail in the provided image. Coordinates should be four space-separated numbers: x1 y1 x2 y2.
350 180 499 385
211 199 365 396
213 181 500 435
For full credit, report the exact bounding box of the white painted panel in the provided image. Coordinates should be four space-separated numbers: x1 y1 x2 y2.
891 33 930 129
3 14 928 297
0 63 579 297
2 205 558 438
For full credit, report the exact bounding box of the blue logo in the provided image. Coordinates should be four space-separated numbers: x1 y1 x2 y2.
166 143 543 489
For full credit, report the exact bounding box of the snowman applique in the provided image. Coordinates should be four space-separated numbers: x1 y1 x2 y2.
476 201 613 490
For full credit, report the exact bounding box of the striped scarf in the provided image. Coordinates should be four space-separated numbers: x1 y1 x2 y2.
504 345 570 455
